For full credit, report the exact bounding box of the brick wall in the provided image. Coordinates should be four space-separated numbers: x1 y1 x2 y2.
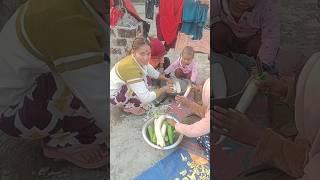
110 22 143 67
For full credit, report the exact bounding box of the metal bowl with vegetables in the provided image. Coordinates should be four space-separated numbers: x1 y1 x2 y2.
142 114 183 150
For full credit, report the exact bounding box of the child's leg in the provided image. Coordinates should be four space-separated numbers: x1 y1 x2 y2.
174 68 193 82
243 32 262 58
174 68 187 79
212 22 235 56
185 72 192 80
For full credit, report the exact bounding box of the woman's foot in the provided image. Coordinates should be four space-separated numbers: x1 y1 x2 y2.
68 146 107 165
123 107 146 115
43 144 107 169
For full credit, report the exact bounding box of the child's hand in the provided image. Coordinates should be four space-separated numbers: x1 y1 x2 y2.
255 76 288 97
166 78 173 85
175 95 190 107
192 83 203 92
165 84 175 94
195 84 203 92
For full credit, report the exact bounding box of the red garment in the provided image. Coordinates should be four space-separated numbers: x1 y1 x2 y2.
110 7 124 27
150 38 166 58
156 14 164 41
157 0 184 47
123 0 143 21
110 0 142 21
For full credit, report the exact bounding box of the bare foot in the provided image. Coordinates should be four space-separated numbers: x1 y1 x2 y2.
72 146 107 164
123 107 146 115
43 145 108 169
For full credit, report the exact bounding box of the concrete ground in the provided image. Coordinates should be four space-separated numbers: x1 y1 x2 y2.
0 0 318 180
24 0 320 179
110 3 210 180
280 0 320 57
110 55 209 180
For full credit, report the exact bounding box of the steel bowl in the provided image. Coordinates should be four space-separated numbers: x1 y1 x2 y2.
142 114 183 150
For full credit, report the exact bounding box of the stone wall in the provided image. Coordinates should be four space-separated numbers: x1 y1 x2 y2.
131 0 145 3
110 22 143 67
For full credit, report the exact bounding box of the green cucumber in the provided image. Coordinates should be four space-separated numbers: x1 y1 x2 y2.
147 125 153 139
147 125 156 144
167 124 174 145
152 135 157 144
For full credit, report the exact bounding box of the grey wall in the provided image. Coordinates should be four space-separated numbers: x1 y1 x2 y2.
0 0 26 30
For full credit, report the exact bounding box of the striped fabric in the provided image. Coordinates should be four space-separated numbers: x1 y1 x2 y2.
115 55 144 84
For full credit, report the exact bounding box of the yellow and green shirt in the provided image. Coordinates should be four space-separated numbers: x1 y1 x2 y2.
110 55 160 104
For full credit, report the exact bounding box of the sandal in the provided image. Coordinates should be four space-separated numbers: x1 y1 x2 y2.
123 107 146 115
43 144 107 169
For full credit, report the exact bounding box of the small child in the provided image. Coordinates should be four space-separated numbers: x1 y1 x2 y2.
164 46 198 83
148 38 170 74
213 0 280 72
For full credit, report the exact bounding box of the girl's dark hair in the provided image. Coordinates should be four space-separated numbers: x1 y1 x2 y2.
130 37 151 53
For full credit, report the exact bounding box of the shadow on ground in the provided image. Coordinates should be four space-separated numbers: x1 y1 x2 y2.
0 132 108 180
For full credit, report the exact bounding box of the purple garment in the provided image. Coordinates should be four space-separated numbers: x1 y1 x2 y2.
0 73 104 148
164 57 198 83
110 76 153 109
213 0 280 66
